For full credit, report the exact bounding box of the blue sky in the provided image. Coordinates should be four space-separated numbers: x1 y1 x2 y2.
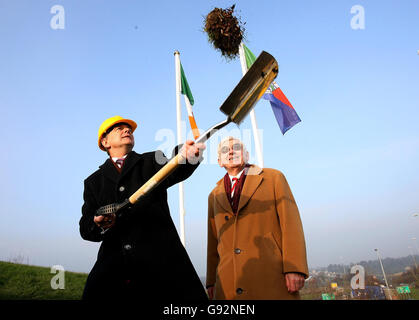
0 0 419 277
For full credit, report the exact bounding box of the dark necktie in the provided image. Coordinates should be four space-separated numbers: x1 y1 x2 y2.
115 158 125 168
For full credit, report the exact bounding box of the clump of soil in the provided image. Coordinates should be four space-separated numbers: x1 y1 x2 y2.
204 5 245 60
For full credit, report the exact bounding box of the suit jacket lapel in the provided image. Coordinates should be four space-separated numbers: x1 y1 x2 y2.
99 151 142 184
214 180 233 214
120 151 142 180
100 158 120 184
237 165 263 213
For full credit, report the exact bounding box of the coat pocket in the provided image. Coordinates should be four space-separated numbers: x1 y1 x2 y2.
263 232 283 259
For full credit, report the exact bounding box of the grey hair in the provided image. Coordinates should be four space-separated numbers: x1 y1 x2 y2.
217 136 248 158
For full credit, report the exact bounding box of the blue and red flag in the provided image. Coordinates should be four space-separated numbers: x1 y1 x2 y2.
243 44 301 134
263 81 301 135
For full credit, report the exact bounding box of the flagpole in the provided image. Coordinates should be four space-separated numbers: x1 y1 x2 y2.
239 43 264 168
174 50 186 247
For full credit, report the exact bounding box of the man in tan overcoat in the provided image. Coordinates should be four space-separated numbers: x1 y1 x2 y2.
206 137 309 300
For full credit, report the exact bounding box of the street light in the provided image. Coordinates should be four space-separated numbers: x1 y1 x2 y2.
340 256 346 274
411 237 419 256
408 246 418 270
374 248 391 300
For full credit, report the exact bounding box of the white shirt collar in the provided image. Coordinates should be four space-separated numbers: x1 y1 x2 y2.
112 154 128 167
111 154 127 162
228 168 245 185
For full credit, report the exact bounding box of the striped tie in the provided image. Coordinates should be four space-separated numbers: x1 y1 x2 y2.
115 158 125 168
231 177 238 197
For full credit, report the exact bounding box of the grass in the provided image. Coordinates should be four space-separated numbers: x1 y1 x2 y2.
2 260 418 301
0 261 87 300
300 286 419 300
407 287 419 300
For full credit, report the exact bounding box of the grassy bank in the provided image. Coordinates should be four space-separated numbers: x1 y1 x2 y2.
0 261 87 300
3 260 418 301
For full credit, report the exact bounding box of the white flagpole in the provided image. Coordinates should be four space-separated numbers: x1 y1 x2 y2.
239 43 264 168
174 50 186 247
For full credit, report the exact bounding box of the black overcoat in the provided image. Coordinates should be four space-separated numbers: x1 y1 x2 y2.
79 150 208 302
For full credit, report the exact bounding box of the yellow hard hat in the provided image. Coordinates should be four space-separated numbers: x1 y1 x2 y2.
98 115 137 151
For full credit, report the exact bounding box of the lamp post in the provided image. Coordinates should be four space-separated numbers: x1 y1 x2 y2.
374 248 391 300
412 237 419 254
408 246 418 270
340 256 346 275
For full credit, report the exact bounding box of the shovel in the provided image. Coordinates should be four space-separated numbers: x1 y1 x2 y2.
96 51 278 217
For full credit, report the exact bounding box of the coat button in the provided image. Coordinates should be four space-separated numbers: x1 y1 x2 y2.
119 186 125 192
236 288 243 295
124 244 132 251
234 248 241 254
225 215 229 221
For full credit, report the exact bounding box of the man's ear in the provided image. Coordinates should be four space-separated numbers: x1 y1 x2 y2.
101 137 109 150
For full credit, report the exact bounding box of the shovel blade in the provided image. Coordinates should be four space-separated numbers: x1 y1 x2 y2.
220 51 278 124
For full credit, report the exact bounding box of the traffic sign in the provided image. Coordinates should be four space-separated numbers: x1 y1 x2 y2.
396 286 411 294
322 293 336 300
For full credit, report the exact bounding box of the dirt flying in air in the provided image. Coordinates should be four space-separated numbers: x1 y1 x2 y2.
204 4 246 60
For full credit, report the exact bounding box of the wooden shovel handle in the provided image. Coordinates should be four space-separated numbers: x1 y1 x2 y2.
128 153 185 204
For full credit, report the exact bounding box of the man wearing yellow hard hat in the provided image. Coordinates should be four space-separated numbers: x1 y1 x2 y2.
79 115 207 303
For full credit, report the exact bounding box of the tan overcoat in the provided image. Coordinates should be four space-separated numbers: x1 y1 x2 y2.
206 165 309 300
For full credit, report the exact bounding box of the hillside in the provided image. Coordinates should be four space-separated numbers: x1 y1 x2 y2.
0 261 87 300
2 254 418 300
314 254 419 275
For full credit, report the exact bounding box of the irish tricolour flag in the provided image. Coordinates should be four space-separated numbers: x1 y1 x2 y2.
180 62 200 140
243 44 301 135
